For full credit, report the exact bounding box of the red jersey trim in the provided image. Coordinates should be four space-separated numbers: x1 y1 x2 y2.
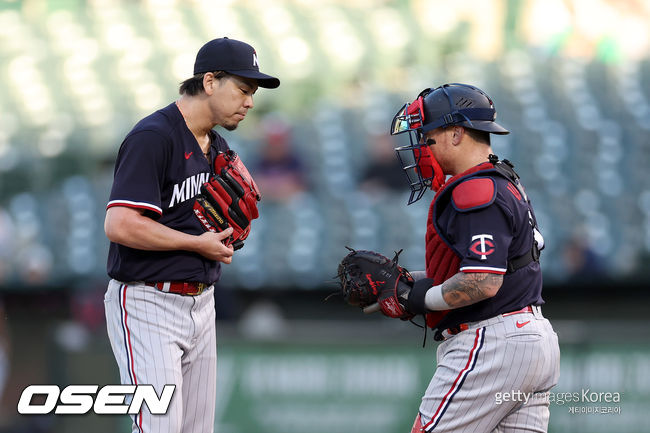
460 266 507 274
107 200 163 216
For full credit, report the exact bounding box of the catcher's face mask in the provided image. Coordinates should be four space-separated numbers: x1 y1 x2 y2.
390 88 446 204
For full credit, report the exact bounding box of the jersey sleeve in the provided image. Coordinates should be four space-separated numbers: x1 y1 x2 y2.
447 201 514 275
107 130 169 217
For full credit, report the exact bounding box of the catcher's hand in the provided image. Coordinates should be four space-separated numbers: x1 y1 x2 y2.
193 150 260 250
337 248 414 319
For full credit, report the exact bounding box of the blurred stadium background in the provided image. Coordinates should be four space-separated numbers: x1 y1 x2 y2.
0 0 649 432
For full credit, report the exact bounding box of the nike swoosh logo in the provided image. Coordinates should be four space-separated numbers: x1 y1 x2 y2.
516 320 531 328
185 152 193 159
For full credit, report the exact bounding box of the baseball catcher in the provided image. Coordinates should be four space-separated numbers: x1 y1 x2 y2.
337 83 560 433
194 149 261 250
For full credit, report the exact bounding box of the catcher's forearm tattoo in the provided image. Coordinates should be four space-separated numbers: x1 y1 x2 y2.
441 272 503 308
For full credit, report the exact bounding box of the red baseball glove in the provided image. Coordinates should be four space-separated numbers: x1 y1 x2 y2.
193 150 261 250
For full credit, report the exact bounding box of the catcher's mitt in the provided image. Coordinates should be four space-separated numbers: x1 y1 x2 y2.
337 248 415 319
194 150 260 250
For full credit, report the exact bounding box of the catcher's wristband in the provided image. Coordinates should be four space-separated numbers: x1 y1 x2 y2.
409 279 452 313
411 280 451 312
407 278 432 315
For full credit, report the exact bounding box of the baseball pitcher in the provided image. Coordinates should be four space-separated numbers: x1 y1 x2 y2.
104 37 279 433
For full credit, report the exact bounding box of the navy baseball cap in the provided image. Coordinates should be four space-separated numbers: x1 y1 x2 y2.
193 37 280 89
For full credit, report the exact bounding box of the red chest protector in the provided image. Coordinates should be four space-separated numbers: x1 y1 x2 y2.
424 162 495 328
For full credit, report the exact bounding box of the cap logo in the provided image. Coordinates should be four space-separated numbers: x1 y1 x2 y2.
252 53 258 67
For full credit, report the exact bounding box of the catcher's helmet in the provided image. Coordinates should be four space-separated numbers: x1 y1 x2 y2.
391 83 509 138
390 83 508 204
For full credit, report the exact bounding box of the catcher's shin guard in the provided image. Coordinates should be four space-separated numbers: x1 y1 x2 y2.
411 413 424 433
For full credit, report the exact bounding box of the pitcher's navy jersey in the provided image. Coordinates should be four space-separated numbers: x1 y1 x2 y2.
431 169 544 331
106 102 229 284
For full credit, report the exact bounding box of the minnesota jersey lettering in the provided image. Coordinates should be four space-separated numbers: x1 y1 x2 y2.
169 172 211 208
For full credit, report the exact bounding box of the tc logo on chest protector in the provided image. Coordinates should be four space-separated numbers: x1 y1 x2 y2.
470 234 495 260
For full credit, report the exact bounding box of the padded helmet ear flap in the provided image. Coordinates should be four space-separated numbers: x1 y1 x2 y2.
414 145 445 192
413 146 432 179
